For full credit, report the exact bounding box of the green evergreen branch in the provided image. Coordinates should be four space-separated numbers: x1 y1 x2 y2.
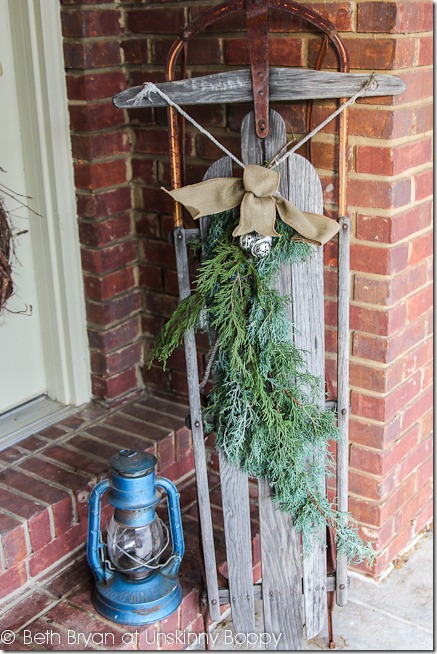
152 209 375 566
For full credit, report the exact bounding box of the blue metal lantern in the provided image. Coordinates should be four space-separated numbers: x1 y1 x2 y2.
87 449 184 625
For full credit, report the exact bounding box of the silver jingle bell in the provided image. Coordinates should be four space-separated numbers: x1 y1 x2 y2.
239 232 257 252
197 307 209 331
251 236 272 258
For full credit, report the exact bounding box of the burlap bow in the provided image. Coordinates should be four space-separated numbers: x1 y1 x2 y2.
163 164 340 246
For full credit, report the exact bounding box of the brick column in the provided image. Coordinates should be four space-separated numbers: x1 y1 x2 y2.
316 1 432 577
61 1 142 403
340 1 433 578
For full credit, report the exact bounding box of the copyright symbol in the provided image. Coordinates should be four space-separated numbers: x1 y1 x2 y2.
1 630 16 644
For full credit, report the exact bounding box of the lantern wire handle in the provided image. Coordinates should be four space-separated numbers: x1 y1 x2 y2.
99 530 116 571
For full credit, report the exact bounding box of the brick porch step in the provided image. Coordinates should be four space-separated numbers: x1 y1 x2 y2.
0 394 261 650
0 473 231 651
0 395 194 603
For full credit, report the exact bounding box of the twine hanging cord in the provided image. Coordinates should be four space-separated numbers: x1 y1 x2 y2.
128 73 378 168
132 74 376 393
130 81 245 168
269 73 378 168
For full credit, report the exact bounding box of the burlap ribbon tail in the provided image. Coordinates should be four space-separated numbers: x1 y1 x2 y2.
163 164 340 246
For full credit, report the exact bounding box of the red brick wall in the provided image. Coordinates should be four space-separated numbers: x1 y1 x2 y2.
60 0 433 576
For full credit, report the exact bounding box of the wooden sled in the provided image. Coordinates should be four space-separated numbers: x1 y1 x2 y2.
115 2 405 648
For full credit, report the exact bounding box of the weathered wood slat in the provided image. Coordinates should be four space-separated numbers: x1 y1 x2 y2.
336 215 351 607
242 109 327 640
173 228 221 622
242 110 304 651
200 156 256 635
114 68 406 109
263 110 327 641
259 479 303 650
219 450 256 634
285 153 327 641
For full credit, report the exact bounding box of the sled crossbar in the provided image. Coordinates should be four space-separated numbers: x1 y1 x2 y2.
200 575 351 605
114 68 405 109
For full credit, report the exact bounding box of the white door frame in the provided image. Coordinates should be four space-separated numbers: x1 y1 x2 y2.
8 0 91 407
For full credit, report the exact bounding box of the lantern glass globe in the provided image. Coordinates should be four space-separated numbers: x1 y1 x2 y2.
107 514 165 579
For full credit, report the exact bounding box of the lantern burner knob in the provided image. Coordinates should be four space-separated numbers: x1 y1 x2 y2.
120 449 136 457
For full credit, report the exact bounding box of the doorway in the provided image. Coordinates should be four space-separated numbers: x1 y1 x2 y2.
0 0 91 447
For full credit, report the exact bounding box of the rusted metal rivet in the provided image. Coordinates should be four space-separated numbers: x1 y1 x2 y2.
258 89 264 96
182 30 190 39
341 408 347 415
194 420 200 427
258 119 266 130
212 599 217 605
340 584 345 590
257 71 263 77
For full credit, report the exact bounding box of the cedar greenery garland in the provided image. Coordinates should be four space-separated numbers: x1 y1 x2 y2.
152 209 374 565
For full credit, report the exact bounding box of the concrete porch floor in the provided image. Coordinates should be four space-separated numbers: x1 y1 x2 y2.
211 529 433 651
